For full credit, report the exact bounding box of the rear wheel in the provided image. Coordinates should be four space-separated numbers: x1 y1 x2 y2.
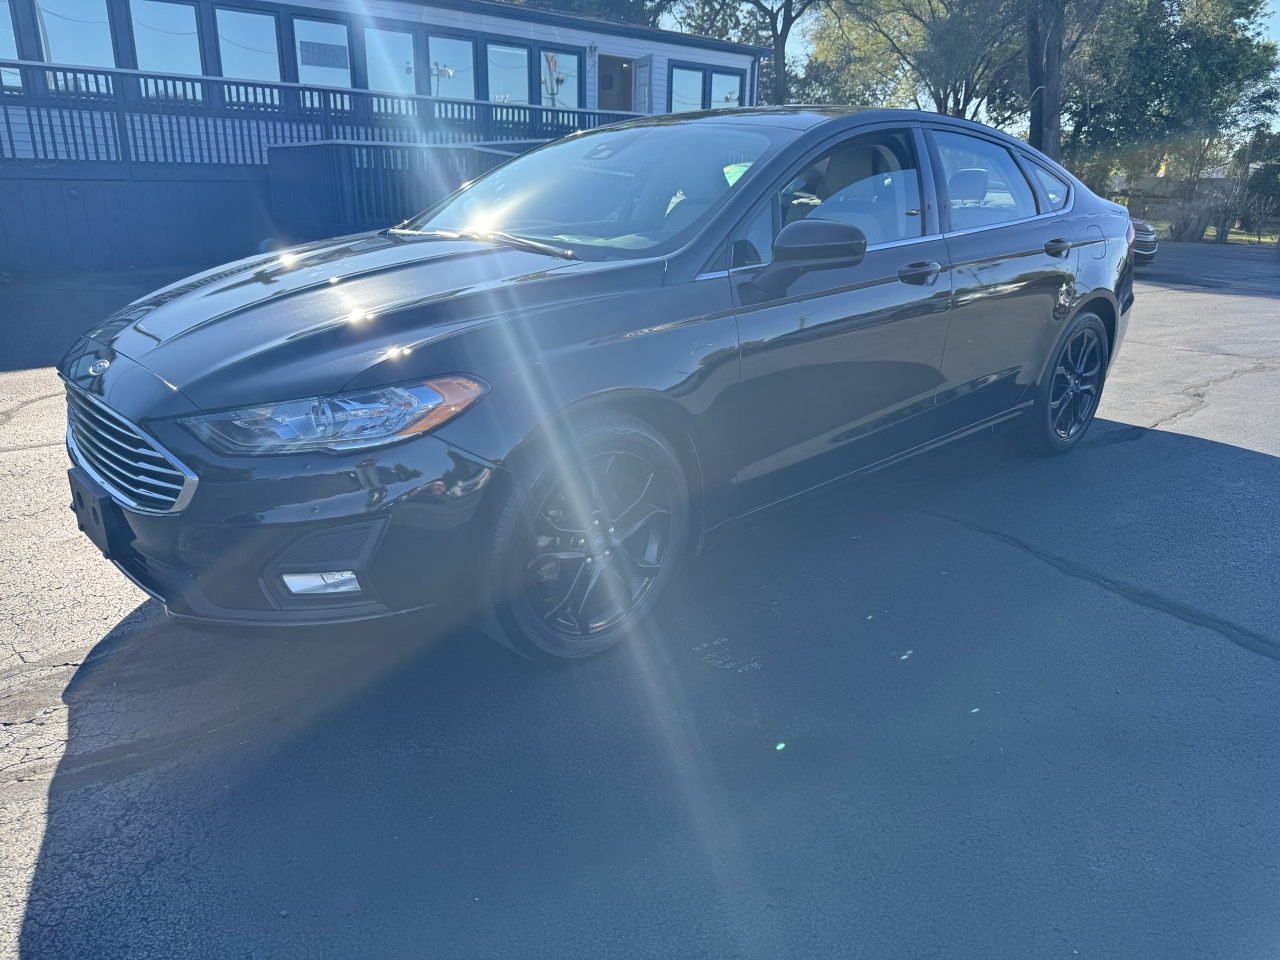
479 410 688 660
1006 312 1109 455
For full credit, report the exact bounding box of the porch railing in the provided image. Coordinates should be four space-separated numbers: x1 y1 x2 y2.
0 59 638 168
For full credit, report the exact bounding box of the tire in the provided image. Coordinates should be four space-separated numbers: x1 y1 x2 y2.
478 409 689 661
1005 311 1110 455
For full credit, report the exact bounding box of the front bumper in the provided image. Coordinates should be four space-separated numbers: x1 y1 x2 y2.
70 425 496 628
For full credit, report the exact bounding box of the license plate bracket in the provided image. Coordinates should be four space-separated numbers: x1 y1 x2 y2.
68 468 128 559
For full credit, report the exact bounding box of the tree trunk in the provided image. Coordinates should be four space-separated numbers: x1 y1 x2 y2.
1026 2 1045 152
1041 2 1063 161
772 32 788 104
1026 0 1064 160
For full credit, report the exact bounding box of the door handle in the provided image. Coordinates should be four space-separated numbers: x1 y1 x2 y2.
897 260 941 285
1044 238 1072 257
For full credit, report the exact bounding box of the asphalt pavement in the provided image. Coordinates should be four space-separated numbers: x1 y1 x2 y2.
0 243 1278 959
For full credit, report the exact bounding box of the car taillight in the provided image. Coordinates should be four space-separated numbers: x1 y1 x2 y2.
1126 220 1136 246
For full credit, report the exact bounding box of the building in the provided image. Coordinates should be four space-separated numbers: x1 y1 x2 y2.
0 0 766 271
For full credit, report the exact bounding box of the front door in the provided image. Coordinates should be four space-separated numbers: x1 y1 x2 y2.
726 126 952 516
927 127 1079 431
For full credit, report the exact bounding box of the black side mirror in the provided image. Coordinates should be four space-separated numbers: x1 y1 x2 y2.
743 218 868 302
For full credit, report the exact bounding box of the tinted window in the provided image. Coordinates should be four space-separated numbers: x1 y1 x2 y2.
132 0 201 76
365 27 415 96
779 130 924 245
671 68 702 112
216 9 279 82
710 72 740 109
1031 163 1070 211
541 51 578 108
428 36 474 100
295 19 350 88
487 43 528 104
34 0 116 68
732 202 773 267
412 124 779 258
933 130 1037 230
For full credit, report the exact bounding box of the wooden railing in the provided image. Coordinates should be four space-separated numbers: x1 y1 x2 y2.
0 59 638 168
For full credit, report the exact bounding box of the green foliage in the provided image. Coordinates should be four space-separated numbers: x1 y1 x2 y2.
1063 0 1278 186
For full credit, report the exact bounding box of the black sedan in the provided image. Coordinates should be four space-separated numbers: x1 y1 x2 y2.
60 108 1134 660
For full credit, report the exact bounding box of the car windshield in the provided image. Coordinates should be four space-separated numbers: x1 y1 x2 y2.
406 122 786 258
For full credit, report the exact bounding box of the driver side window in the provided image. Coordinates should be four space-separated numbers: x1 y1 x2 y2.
731 128 924 268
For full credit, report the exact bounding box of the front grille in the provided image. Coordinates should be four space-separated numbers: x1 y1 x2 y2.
65 386 195 513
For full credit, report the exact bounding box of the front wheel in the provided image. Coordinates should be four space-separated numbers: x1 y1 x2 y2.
479 410 689 661
1006 312 1110 455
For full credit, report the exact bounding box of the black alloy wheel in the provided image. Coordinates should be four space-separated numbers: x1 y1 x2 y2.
481 410 688 660
524 451 671 638
1049 325 1104 442
1007 311 1110 455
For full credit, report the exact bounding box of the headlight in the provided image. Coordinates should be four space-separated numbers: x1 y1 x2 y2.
180 376 486 455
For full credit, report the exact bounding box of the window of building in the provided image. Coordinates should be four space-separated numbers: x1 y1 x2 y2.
1 0 20 87
933 130 1037 230
487 43 528 104
710 72 741 108
540 50 578 108
670 67 702 112
34 0 116 68
131 0 202 76
365 27 415 96
295 18 350 88
215 8 279 82
427 35 473 99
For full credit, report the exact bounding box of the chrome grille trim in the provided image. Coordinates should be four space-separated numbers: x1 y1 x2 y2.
63 382 198 514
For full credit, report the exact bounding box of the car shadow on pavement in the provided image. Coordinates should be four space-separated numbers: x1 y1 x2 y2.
20 420 1280 960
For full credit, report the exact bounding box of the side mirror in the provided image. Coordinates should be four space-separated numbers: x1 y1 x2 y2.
744 218 867 302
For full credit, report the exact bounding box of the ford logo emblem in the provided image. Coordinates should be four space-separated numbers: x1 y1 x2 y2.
88 359 110 376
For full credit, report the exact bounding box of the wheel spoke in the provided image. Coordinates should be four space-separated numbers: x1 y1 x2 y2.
1052 393 1075 433
538 511 588 537
526 549 585 571
615 505 668 543
610 471 655 531
543 562 585 622
614 545 661 579
572 562 605 633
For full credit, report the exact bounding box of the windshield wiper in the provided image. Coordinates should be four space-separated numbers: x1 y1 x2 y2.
385 227 577 260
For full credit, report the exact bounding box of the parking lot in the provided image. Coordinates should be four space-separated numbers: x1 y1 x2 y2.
1 242 1277 958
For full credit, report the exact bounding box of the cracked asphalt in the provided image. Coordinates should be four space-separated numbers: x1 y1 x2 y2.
1 243 1278 959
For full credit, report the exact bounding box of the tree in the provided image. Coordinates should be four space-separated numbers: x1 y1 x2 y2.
811 0 1023 118
1024 0 1110 159
1063 0 1278 189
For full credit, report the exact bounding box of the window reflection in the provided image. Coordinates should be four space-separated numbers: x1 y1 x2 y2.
132 0 201 76
671 67 702 112
487 43 528 104
34 0 116 68
540 50 578 108
428 35 473 99
365 27 415 96
216 8 279 82
295 18 350 88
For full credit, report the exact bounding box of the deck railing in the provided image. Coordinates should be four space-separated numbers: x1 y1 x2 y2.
0 59 638 168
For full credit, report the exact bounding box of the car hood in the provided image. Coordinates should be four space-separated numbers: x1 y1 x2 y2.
65 232 665 412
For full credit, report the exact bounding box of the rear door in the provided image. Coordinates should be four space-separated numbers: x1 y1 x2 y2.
926 127 1079 432
725 125 952 515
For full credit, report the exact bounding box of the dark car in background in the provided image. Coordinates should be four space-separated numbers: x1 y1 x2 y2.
60 108 1135 660
1131 216 1159 263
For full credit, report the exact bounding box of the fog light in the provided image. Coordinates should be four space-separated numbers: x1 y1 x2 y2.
281 571 361 595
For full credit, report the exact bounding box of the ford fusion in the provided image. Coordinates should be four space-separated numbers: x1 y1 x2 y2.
60 108 1134 660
